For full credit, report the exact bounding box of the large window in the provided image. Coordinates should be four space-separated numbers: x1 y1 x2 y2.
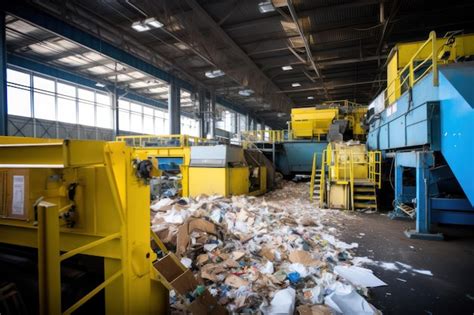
57 82 76 124
7 69 31 117
33 76 55 120
6 67 237 138
78 88 95 127
181 116 199 137
216 109 236 133
96 93 112 129
239 114 247 133
7 67 113 129
118 98 169 134
155 109 168 134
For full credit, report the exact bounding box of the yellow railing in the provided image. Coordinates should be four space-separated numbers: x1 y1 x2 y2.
384 31 439 106
241 129 290 143
309 153 317 202
325 148 382 185
368 151 382 189
320 100 365 108
319 150 327 205
322 149 381 210
116 134 209 148
37 154 126 314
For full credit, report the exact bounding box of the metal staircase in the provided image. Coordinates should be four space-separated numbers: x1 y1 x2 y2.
310 153 324 206
353 181 377 211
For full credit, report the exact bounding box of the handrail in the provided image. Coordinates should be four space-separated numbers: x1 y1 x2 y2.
319 150 327 205
241 129 291 144
116 134 210 148
349 152 354 211
309 153 317 202
384 31 439 106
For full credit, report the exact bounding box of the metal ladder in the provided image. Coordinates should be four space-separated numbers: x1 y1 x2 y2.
352 181 377 211
310 153 322 206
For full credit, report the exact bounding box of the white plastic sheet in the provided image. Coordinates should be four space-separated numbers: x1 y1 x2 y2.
325 286 377 315
334 266 387 288
260 287 296 315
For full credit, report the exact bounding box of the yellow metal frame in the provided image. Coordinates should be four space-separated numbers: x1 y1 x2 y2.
241 100 368 147
0 137 167 314
309 153 317 202
315 144 381 210
385 31 474 105
116 134 210 197
116 134 209 148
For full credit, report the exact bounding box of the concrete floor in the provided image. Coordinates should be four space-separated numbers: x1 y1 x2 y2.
340 212 474 315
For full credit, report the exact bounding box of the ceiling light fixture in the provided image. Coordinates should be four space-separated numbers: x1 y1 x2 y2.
95 82 106 88
282 65 293 71
131 21 151 32
307 96 314 100
238 89 254 96
258 1 275 13
131 17 163 32
292 83 301 87
144 17 163 28
205 69 225 78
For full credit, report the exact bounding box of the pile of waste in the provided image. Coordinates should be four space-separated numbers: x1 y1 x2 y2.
151 181 385 314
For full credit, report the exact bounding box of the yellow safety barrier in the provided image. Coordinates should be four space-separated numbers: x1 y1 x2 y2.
240 129 289 144
384 31 474 106
320 149 327 205
385 31 438 105
309 153 317 202
116 134 209 148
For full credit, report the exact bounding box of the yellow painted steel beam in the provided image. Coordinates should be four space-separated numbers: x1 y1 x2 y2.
60 232 121 261
63 270 123 315
37 202 61 315
0 224 122 259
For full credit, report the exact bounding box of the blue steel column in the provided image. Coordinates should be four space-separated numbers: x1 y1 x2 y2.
415 152 431 234
113 86 119 137
168 80 180 134
209 89 216 138
0 11 7 136
234 112 239 135
198 89 206 138
394 158 404 204
404 151 442 240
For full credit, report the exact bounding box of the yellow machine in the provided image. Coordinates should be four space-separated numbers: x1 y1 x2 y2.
0 136 226 315
310 141 381 211
243 100 368 145
386 31 474 104
188 144 267 197
290 107 339 139
117 135 268 198
116 134 209 198
0 136 167 314
289 100 368 141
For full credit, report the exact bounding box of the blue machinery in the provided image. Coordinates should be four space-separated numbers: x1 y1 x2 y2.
367 32 474 239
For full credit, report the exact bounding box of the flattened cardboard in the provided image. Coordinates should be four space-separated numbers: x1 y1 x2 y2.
170 269 198 295
176 218 218 256
153 253 184 283
289 250 321 267
297 304 332 315
224 274 249 288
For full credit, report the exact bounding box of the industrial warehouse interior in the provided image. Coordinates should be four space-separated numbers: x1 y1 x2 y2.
0 0 473 314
